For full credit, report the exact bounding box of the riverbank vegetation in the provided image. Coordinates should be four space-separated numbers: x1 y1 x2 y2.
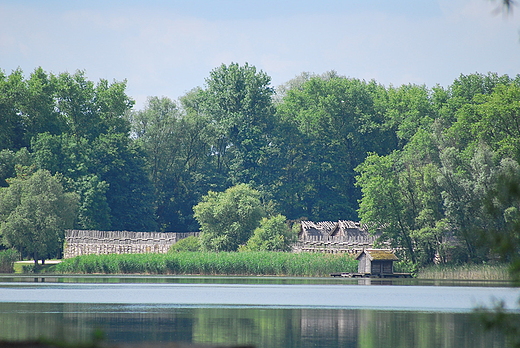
0 249 18 273
416 263 510 281
53 252 357 276
0 64 519 274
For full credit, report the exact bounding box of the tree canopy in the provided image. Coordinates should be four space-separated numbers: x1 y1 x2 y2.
1 66 519 269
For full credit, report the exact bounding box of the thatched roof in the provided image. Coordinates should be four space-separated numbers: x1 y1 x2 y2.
356 249 398 261
330 220 369 237
299 220 369 238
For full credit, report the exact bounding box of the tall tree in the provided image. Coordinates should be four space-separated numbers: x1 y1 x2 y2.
129 95 212 231
275 75 394 221
198 63 276 186
0 69 26 150
52 70 133 139
90 134 156 231
0 169 78 264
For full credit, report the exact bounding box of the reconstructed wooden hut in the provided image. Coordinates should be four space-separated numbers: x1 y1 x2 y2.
356 249 398 275
329 220 369 239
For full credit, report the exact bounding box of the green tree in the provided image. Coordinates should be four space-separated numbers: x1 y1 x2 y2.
0 69 26 150
129 96 212 231
194 184 265 251
275 74 394 221
90 134 156 231
52 70 133 139
356 152 417 263
242 214 294 251
19 67 63 145
72 174 111 230
198 62 276 186
31 132 156 231
0 169 78 264
476 157 520 348
356 131 448 266
0 148 32 187
384 84 436 147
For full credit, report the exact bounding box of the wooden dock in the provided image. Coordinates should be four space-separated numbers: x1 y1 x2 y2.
330 272 413 278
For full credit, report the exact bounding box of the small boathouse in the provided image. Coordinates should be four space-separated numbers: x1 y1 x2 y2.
356 249 398 275
331 249 412 278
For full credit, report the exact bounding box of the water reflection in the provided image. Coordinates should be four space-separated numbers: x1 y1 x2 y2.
0 303 510 348
0 276 516 347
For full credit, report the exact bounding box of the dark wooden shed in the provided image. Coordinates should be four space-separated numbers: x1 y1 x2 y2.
356 249 398 275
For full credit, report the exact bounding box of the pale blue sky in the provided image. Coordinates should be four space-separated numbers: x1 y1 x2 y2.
1 0 518 109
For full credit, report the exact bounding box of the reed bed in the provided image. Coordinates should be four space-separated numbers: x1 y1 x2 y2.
54 252 357 276
417 263 510 280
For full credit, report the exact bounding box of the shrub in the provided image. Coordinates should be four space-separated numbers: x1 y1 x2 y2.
241 215 295 251
169 236 201 252
194 184 265 251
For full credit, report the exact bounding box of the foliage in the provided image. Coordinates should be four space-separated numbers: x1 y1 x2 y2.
168 236 201 252
241 214 295 251
0 169 78 263
198 62 276 186
477 301 520 348
0 249 19 273
0 67 155 233
128 96 210 231
274 74 395 221
2 65 520 273
54 251 357 276
194 184 265 251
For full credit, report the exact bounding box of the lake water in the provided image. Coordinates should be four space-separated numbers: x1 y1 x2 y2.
0 275 519 347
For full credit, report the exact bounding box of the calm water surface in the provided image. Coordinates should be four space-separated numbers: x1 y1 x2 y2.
0 275 518 348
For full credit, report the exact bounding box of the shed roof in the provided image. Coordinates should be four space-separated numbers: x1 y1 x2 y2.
356 249 398 261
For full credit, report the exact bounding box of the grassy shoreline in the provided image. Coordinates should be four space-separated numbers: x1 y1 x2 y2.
11 252 511 281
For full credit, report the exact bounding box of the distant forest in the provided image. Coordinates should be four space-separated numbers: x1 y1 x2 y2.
1 64 520 264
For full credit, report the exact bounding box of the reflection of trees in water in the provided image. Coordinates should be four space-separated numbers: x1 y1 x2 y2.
0 304 511 347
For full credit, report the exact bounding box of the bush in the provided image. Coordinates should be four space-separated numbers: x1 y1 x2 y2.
0 249 19 273
194 184 265 251
241 215 295 251
169 236 201 252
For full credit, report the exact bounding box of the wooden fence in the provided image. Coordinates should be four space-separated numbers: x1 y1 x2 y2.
64 229 383 258
64 230 199 258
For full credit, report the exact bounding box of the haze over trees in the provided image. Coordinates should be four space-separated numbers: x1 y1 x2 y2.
1 64 519 267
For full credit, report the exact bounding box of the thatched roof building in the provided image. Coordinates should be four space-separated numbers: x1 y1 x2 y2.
298 220 370 240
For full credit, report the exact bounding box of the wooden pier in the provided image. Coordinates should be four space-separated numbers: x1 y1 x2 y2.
330 272 412 278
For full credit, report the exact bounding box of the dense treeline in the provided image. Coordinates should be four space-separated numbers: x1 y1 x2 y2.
1 64 520 266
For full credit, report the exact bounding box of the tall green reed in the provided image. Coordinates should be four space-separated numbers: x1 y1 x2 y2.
55 251 357 276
